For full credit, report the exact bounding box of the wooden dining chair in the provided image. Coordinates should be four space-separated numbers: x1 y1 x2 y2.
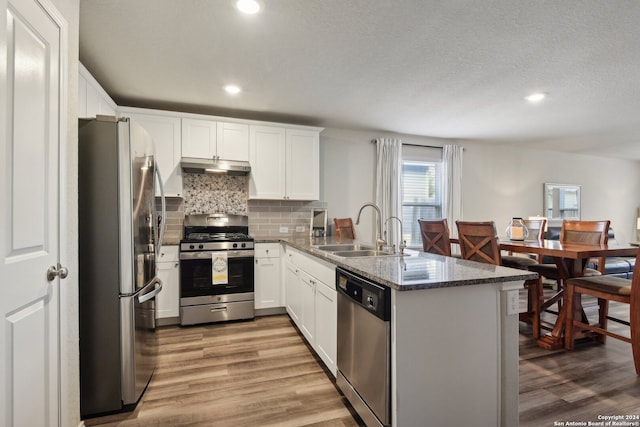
564 248 640 375
455 221 501 265
456 220 546 338
525 220 610 338
502 218 547 269
418 218 452 256
528 220 610 284
334 218 355 239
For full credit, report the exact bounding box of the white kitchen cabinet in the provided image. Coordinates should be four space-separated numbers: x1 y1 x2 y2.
283 245 337 376
182 118 250 161
299 271 316 344
156 246 180 323
285 259 302 323
217 121 249 161
78 62 117 118
182 118 216 158
254 243 282 309
315 280 337 375
124 111 183 197
249 126 320 200
286 128 320 200
249 125 286 199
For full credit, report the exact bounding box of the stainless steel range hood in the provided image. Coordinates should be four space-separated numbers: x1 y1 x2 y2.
181 157 251 176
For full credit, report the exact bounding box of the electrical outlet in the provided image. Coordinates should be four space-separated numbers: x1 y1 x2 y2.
279 226 289 233
295 226 305 232
506 290 519 315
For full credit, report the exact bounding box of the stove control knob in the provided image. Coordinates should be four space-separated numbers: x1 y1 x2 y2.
233 243 238 248
367 295 375 307
198 244 204 249
189 244 195 250
241 243 246 248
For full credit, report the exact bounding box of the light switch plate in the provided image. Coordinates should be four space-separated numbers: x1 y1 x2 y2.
279 226 289 233
506 289 519 315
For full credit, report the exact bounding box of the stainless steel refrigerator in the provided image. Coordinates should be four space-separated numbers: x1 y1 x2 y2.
78 115 166 418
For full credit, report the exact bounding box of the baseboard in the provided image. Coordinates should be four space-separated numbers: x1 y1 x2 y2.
255 307 286 316
156 316 180 326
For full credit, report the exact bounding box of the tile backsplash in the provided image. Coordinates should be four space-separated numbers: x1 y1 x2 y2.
158 173 328 241
248 200 327 237
183 173 248 215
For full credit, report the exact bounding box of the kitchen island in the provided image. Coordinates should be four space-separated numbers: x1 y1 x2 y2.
257 235 536 427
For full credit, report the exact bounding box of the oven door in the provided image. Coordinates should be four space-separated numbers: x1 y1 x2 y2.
180 250 254 299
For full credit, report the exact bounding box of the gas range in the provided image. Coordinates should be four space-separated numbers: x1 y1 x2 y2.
179 214 255 326
180 231 254 252
180 213 254 252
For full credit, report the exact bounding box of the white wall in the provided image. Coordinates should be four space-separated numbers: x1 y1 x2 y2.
321 127 449 241
321 128 640 244
462 141 640 243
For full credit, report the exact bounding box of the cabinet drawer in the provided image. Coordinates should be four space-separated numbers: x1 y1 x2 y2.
255 243 281 258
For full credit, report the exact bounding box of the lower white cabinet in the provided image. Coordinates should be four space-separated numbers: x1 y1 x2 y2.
299 271 316 344
157 246 180 321
285 259 301 323
315 280 337 374
254 243 282 309
284 245 337 376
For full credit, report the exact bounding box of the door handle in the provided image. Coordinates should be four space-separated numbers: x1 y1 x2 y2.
47 264 68 281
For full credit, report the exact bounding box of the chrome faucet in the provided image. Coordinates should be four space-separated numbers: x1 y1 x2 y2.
355 202 386 250
384 216 406 254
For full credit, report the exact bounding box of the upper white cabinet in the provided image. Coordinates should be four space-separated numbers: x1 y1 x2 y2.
182 118 216 158
217 122 249 161
286 128 320 200
78 63 117 118
249 126 320 200
123 110 183 197
182 118 249 161
249 126 286 199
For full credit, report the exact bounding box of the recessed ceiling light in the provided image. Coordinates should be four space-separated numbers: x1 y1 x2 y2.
235 0 262 14
525 92 547 103
224 85 241 95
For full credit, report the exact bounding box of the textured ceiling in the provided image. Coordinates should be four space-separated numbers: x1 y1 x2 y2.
79 0 640 160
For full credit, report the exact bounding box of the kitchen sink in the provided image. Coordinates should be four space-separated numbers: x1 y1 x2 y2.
313 244 375 252
331 250 401 258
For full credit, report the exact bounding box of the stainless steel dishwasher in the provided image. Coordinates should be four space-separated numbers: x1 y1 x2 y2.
336 267 391 427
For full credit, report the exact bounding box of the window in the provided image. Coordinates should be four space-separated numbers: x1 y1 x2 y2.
401 146 442 248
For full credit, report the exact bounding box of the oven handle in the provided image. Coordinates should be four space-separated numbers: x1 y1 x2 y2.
180 250 255 260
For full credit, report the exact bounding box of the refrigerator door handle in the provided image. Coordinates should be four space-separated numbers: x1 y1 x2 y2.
137 277 163 304
154 163 166 258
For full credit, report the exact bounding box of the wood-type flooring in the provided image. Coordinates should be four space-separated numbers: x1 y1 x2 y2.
84 290 640 427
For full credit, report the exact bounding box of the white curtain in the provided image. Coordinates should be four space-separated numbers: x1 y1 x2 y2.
375 138 402 247
442 144 463 238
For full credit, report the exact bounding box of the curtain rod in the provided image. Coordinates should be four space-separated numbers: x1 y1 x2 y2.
370 140 442 149
370 140 465 150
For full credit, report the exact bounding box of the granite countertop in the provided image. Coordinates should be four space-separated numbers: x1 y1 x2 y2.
253 234 538 291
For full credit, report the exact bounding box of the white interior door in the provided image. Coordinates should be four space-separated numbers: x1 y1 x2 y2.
1 0 66 425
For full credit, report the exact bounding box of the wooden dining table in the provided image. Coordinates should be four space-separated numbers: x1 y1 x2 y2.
499 239 639 350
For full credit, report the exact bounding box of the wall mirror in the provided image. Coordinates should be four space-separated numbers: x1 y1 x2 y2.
543 183 581 221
